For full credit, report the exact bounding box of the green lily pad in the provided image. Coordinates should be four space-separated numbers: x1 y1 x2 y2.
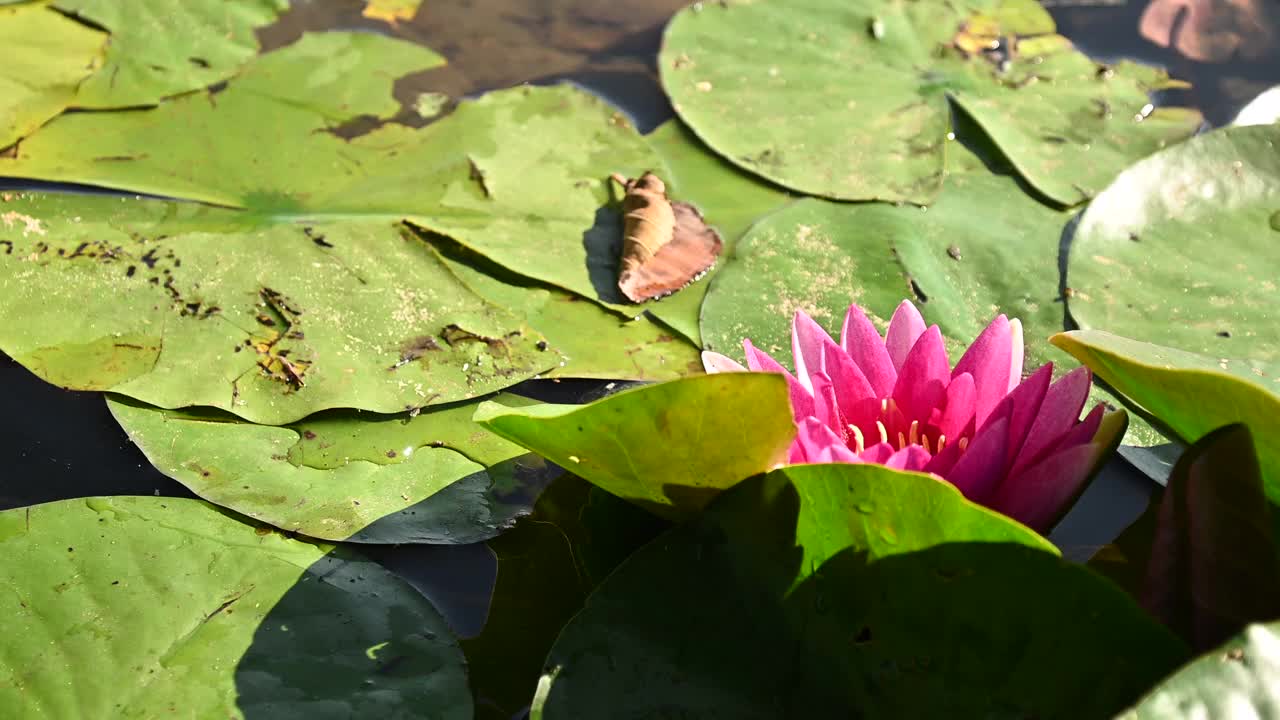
1139 425 1280 652
1067 124 1280 375
641 119 793 345
108 393 554 543
0 496 470 718
0 3 106 149
0 32 674 316
0 192 553 425
532 464 1187 718
474 373 797 520
659 0 1199 204
1118 622 1280 719
1052 331 1280 506
54 0 290 109
431 236 703 381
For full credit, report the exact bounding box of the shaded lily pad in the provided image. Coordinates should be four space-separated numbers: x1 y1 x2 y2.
0 496 470 718
55 0 291 109
659 0 1198 204
533 464 1187 718
0 192 553 425
474 373 796 520
1138 425 1280 652
0 3 106 150
1052 331 1280 507
1118 622 1280 719
1067 124 1280 376
108 393 554 543
641 119 793 345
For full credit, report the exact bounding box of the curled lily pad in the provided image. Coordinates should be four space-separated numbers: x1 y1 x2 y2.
108 393 554 543
1067 124 1280 375
659 0 1198 204
0 496 470 718
0 3 106 149
533 464 1186 718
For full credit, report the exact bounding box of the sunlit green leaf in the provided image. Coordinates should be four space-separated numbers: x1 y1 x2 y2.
474 373 796 519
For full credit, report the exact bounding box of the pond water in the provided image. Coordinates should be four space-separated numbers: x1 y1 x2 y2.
2 0 1278 714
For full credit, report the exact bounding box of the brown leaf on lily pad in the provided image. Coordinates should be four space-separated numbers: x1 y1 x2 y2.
612 172 722 303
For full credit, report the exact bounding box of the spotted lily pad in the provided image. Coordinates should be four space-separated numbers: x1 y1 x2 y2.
0 193 552 425
108 393 553 543
1067 124 1280 379
659 0 1199 204
0 496 470 718
0 3 106 149
54 0 291 109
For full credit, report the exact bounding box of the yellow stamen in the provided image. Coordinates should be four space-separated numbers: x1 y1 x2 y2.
958 437 969 453
897 431 907 450
848 424 865 454
880 398 889 413
876 421 889 445
921 435 932 454
908 420 919 446
936 435 947 452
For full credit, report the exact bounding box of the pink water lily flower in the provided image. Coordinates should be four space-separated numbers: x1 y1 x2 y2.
703 300 1125 532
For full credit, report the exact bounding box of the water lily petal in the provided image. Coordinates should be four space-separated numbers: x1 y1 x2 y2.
884 445 933 472
990 443 1100 533
1036 404 1107 463
820 335 880 433
791 311 837 393
891 325 950 427
884 300 926 373
840 303 896 396
701 351 746 374
944 416 1010 503
744 339 815 420
1010 367 1092 476
859 441 898 465
809 371 844 436
952 314 1012 428
983 363 1053 468
1008 318 1025 392
935 371 976 441
793 417 860 463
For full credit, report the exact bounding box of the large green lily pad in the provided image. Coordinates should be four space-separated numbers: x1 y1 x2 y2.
474 373 797 520
54 0 291 109
0 32 708 320
0 496 470 718
533 464 1187 718
659 0 1199 205
1118 622 1280 719
0 192 552 425
1052 331 1280 506
1067 124 1280 374
108 393 553 543
0 3 106 150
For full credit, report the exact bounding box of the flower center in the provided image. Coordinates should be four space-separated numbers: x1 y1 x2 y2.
845 398 970 456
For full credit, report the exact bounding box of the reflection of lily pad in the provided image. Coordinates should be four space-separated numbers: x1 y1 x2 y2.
660 0 1199 204
534 464 1186 718
55 0 291 109
0 193 552 425
0 4 106 149
1068 124 1280 378
0 496 470 718
109 393 552 543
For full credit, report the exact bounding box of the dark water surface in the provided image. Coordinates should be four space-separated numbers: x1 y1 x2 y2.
2 0 1279 705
